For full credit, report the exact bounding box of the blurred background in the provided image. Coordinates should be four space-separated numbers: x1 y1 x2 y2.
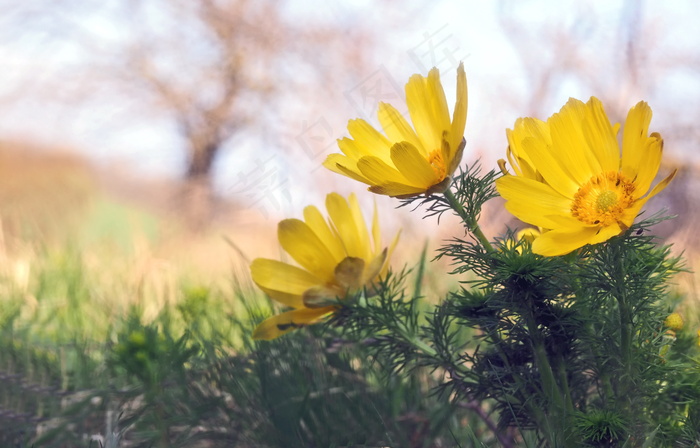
0 0 698 290
1 1 700 444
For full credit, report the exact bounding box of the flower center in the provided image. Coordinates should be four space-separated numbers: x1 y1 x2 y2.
596 190 617 211
427 149 447 181
571 171 636 226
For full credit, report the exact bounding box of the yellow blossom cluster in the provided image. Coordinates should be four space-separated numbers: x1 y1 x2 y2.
250 63 675 339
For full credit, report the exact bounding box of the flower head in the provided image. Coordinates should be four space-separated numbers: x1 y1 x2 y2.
251 193 398 340
324 63 467 198
496 97 676 256
664 312 684 332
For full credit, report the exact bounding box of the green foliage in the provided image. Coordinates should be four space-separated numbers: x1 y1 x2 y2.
400 164 499 220
574 409 628 446
110 313 198 389
328 169 700 447
0 161 699 447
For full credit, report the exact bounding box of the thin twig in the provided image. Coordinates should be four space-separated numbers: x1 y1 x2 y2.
457 399 516 448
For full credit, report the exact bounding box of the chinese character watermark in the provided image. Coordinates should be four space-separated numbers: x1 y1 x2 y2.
228 155 293 219
296 116 336 161
408 23 468 73
344 65 405 121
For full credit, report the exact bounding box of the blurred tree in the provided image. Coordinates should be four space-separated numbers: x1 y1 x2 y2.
0 0 386 229
122 0 280 226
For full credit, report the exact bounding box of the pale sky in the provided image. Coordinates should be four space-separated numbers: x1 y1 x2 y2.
0 0 698 221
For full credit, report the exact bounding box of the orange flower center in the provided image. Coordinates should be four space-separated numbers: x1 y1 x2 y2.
571 171 636 226
428 149 447 181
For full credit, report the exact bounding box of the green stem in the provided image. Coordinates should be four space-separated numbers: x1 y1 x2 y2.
618 298 632 369
393 320 437 358
613 244 633 411
393 321 476 379
616 294 632 400
488 331 557 446
530 329 565 413
412 241 428 301
556 355 575 414
443 189 494 252
524 306 569 444
600 371 615 404
588 318 615 404
410 336 438 358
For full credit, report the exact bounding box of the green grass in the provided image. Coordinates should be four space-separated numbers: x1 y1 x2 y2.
0 240 489 446
1 184 698 446
0 195 479 447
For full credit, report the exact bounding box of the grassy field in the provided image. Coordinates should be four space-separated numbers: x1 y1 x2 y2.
0 147 478 447
0 146 698 447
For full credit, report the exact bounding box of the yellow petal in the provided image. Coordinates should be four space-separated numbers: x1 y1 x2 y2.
427 68 451 131
326 193 364 258
507 118 547 181
582 97 620 172
252 307 336 340
371 200 381 251
450 63 468 158
503 205 570 231
278 219 336 281
378 102 424 153
440 131 451 170
518 135 578 198
323 153 373 185
303 205 345 262
643 168 677 201
547 98 600 185
446 136 465 176
336 136 364 159
516 228 540 243
621 101 653 180
381 229 401 277
532 226 601 256
588 223 624 245
255 287 303 311
619 197 647 229
369 182 427 198
346 119 393 164
626 133 663 198
357 155 412 185
251 258 319 309
496 175 573 229
348 193 371 259
505 144 518 176
506 136 525 177
334 256 365 289
347 118 391 150
618 168 675 229
406 69 448 153
363 247 388 284
416 177 450 194
544 213 587 230
390 141 439 187
303 285 342 308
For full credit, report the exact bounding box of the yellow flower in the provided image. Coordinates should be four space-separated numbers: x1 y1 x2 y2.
251 193 398 340
127 331 147 347
496 97 676 256
502 228 540 254
516 228 540 244
664 312 684 332
323 63 468 198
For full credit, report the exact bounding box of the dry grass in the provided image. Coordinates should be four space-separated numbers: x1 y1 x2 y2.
1 140 699 336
